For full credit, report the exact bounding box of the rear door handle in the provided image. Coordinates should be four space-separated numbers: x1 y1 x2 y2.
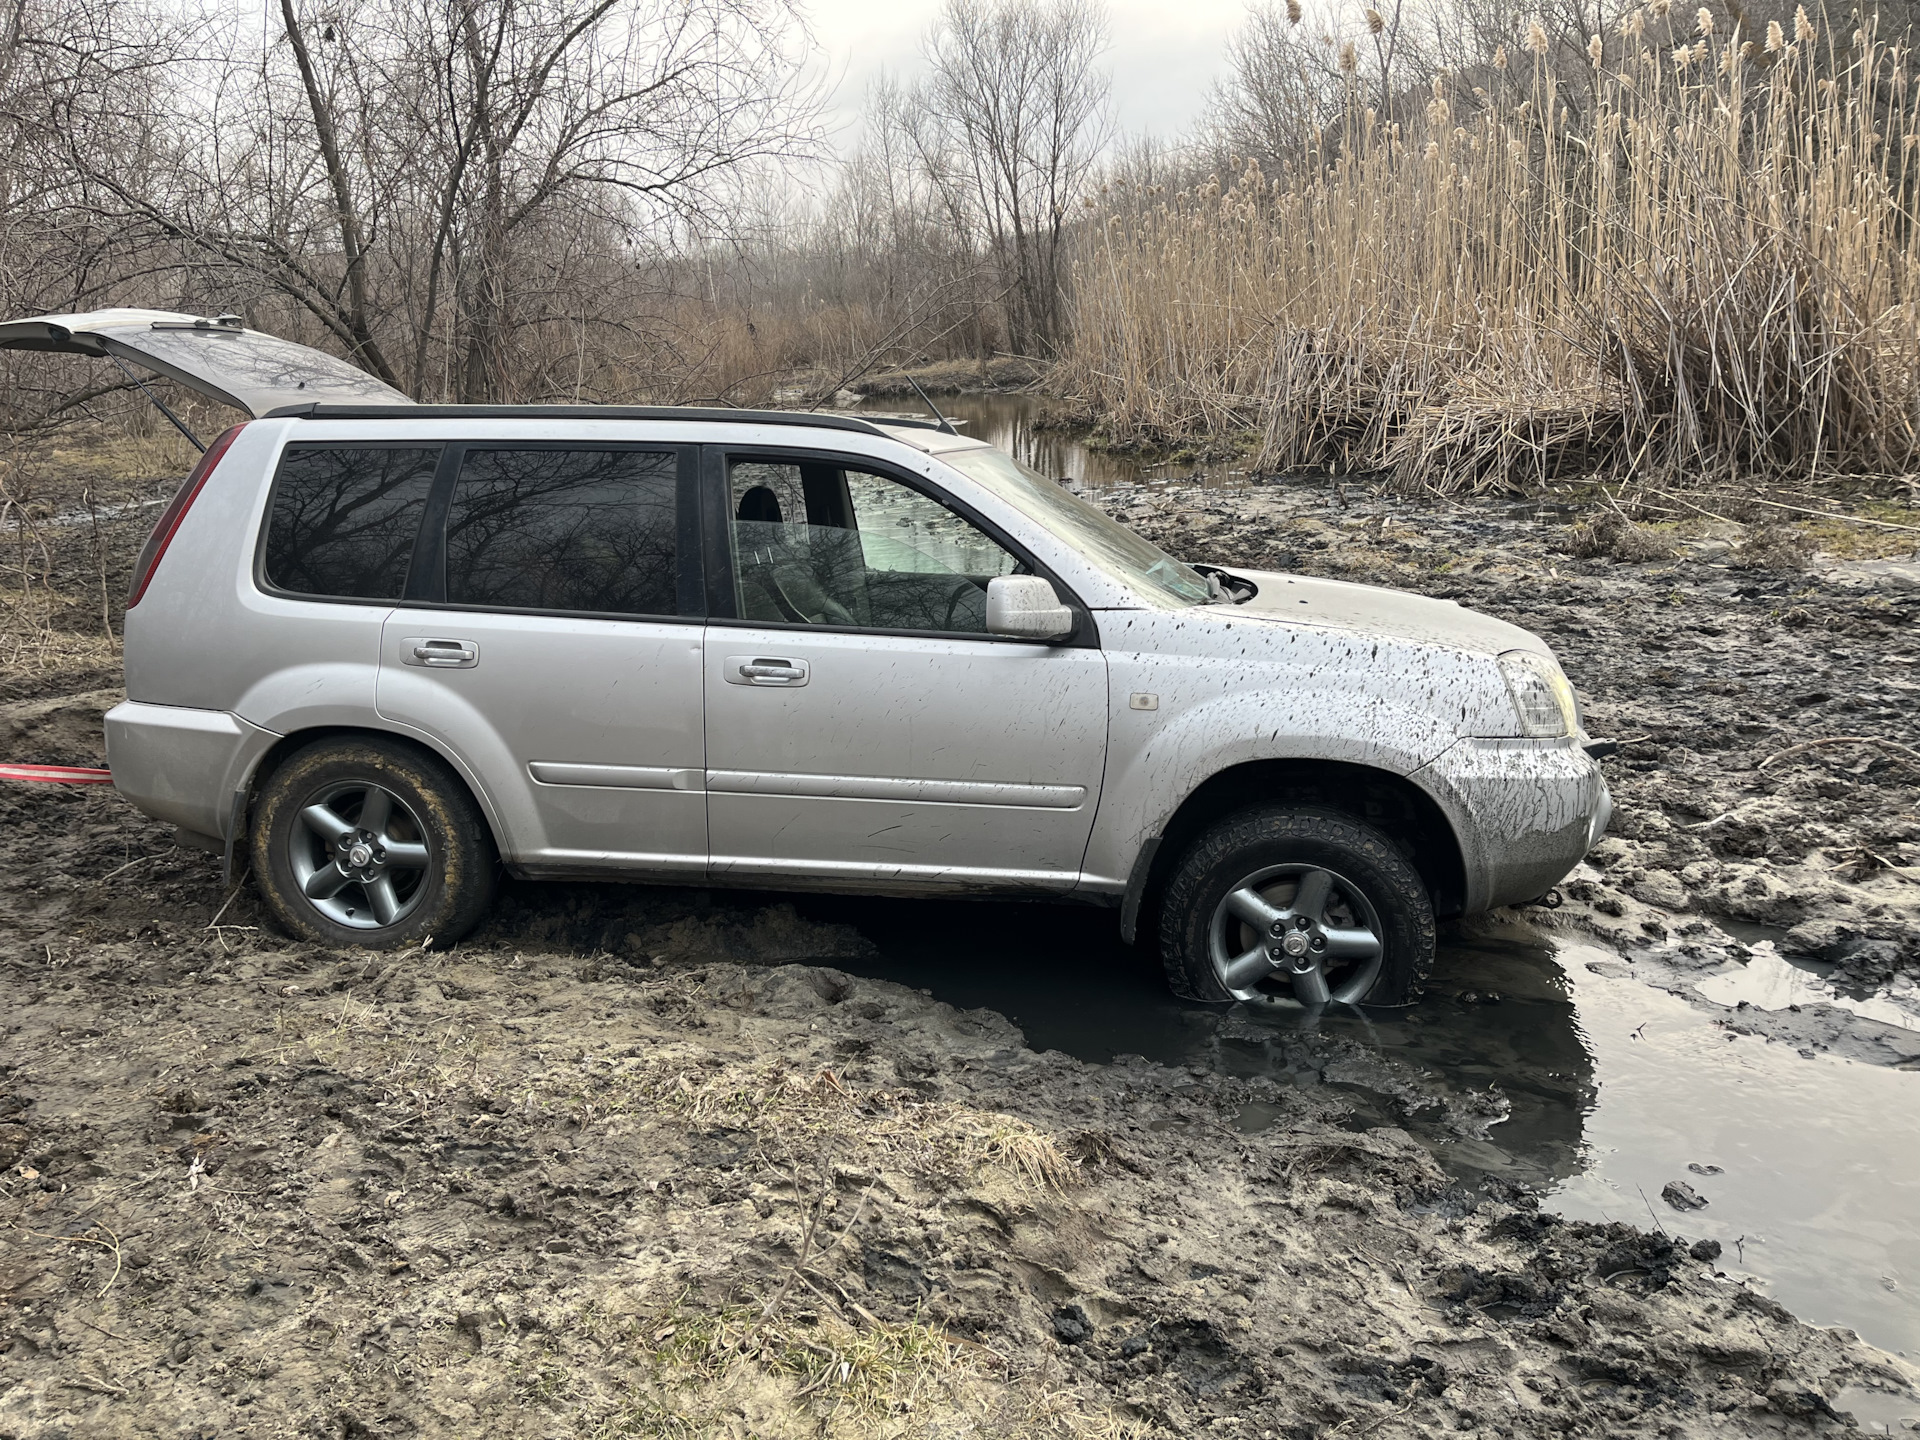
725 654 809 687
403 637 479 668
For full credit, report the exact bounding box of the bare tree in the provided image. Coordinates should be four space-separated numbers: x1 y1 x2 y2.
899 0 1111 356
61 0 823 402
1203 2 1348 165
0 0 192 425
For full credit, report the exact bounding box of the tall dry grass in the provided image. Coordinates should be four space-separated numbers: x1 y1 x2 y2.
1060 9 1920 491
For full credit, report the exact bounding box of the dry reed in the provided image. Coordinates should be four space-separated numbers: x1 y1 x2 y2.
1060 13 1920 492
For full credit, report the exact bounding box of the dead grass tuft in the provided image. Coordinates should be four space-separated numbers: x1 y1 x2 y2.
1564 511 1676 563
592 1299 1135 1439
1730 522 1814 571
567 1054 1083 1193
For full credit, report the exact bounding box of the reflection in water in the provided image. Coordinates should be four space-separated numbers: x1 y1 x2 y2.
1552 947 1920 1359
1694 940 1920 1031
800 893 1920 1359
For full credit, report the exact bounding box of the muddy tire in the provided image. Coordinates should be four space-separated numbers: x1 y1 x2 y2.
250 736 494 949
1159 807 1434 1007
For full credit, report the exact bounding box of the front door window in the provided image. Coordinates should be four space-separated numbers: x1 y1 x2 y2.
726 457 1020 633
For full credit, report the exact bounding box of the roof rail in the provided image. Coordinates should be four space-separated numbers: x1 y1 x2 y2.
265 402 916 437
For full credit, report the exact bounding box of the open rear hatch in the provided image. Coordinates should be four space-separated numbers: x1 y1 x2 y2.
0 308 412 420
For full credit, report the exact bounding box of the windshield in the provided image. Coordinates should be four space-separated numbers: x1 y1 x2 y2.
941 447 1212 607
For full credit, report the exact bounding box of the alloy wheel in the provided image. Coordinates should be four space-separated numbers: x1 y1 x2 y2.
1206 863 1386 1005
285 779 432 931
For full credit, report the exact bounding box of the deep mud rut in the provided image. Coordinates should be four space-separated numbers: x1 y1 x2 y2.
2 440 1919 1437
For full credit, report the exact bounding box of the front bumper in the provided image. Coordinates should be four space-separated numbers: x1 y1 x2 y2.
104 701 279 840
1416 737 1612 914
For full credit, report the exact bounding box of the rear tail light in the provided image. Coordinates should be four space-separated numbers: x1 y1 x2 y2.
126 423 245 609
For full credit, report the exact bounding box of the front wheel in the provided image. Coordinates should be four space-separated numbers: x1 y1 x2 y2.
251 736 495 948
1159 808 1434 1007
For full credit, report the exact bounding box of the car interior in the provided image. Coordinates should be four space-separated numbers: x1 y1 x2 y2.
726 457 1022 633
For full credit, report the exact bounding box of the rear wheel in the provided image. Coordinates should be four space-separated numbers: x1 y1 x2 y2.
1159 807 1433 1006
251 737 494 948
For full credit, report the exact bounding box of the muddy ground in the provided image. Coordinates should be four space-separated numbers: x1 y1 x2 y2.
2 431 1919 1437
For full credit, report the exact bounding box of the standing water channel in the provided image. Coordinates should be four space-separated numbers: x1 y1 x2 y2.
849 391 1225 490
824 391 1920 1396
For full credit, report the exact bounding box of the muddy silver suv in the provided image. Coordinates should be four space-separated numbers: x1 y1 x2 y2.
6 310 1611 1007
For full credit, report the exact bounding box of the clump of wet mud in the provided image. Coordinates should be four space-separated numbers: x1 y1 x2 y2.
2 758 1913 1436
1102 480 1920 1003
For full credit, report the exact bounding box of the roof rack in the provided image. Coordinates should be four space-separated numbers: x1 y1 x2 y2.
264 402 957 436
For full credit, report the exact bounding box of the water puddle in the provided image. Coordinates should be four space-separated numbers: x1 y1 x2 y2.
799 894 1920 1367
1695 942 1920 1032
1551 948 1920 1360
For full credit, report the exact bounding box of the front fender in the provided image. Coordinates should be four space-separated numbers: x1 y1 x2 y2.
1083 643 1473 891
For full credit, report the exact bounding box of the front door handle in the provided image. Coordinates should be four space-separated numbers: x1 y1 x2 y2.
403 637 479 668
725 654 809 687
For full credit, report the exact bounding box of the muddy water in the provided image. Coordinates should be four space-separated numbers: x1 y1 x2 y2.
849 392 1208 489
1550 953 1920 1358
797 894 1920 1367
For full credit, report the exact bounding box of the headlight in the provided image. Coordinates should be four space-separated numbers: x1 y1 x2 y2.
1498 650 1579 738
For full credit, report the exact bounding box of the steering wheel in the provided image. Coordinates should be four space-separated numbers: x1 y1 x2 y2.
941 579 983 631
765 564 855 626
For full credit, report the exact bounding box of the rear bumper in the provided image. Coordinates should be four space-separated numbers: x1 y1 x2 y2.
104 702 279 839
1417 737 1612 913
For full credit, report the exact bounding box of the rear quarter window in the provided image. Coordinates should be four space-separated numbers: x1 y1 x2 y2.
263 445 440 599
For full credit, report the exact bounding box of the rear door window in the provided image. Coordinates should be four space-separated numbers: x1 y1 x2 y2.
443 448 681 616
264 445 440 599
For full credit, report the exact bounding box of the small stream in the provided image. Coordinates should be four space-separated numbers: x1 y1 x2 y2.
798 893 1920 1381
849 391 1215 489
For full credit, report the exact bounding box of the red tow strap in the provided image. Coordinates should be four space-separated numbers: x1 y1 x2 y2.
0 764 114 785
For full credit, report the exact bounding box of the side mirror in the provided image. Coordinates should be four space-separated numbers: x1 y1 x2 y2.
986 575 1075 641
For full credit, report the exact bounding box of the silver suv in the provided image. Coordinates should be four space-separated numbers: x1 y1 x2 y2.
7 310 1611 1006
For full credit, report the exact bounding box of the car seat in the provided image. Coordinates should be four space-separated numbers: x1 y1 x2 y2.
733 486 860 626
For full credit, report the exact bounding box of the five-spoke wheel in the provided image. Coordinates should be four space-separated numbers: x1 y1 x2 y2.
1209 863 1386 1004
288 781 433 930
251 736 495 948
1161 807 1435 1008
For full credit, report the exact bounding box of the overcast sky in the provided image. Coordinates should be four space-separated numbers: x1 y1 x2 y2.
803 0 1254 149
